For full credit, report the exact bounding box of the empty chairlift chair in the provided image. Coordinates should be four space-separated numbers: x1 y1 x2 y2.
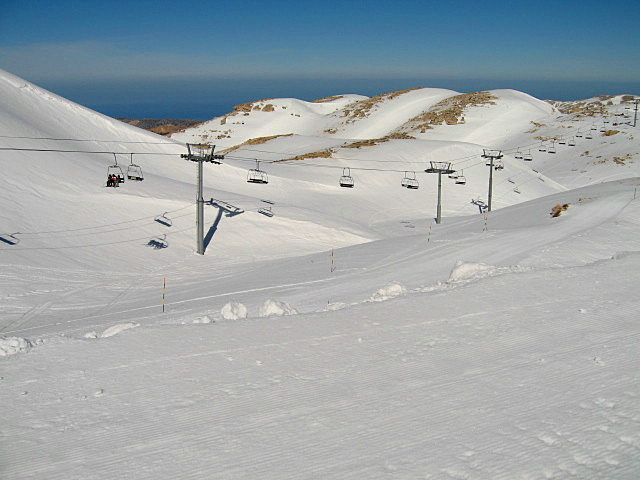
154 212 172 227
401 171 419 189
455 170 466 185
247 160 268 184
568 137 576 146
339 167 355 188
126 154 144 181
523 151 533 161
515 150 523 159
548 142 556 154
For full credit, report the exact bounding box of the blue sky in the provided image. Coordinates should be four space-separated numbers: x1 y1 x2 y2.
1 0 639 118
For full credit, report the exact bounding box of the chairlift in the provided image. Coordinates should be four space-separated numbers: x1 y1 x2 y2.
590 125 597 131
538 143 547 152
568 137 576 146
154 212 172 227
401 171 419 189
455 170 466 185
575 130 583 138
515 150 523 159
558 137 566 145
0 232 20 246
548 143 556 154
258 205 274 217
107 154 125 186
126 154 144 181
523 151 533 161
147 234 168 249
339 167 355 188
494 159 504 170
247 160 268 184
585 132 593 139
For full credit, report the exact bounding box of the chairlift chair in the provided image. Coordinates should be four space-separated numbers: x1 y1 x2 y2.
575 130 583 138
590 125 597 131
538 143 547 152
494 159 504 170
339 167 355 188
401 171 419 189
247 160 268 184
558 137 566 145
515 150 523 159
126 154 144 181
258 205 274 217
455 170 466 185
585 132 593 139
523 151 533 161
154 212 172 227
107 154 125 186
548 144 556 154
147 234 168 249
568 137 576 146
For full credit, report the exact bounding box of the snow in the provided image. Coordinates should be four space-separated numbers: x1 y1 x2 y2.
100 322 139 338
220 301 248 320
0 337 32 356
1 69 639 478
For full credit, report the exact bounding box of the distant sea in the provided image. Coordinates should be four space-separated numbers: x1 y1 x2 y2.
43 76 640 121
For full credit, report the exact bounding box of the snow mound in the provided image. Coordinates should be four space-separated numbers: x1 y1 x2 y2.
258 299 298 317
0 337 32 357
448 261 497 282
221 302 248 320
101 322 140 338
324 302 348 311
369 283 407 302
193 315 214 324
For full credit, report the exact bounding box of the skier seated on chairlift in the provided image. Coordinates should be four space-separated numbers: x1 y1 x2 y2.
107 174 118 187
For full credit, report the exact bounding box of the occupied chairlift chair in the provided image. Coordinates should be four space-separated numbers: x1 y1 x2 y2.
126 153 144 181
339 167 355 188
107 154 125 186
247 160 269 184
515 149 523 159
401 171 419 189
494 159 504 170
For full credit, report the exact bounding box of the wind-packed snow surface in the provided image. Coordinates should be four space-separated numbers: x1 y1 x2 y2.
1 69 640 478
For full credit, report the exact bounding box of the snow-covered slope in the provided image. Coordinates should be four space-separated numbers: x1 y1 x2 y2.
2 70 640 479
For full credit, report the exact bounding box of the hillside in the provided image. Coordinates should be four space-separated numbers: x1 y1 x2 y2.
1 69 640 479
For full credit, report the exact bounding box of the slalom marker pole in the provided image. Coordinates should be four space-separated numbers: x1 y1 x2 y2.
330 248 336 272
427 223 432 243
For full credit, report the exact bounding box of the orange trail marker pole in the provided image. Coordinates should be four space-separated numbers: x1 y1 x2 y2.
162 277 166 313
